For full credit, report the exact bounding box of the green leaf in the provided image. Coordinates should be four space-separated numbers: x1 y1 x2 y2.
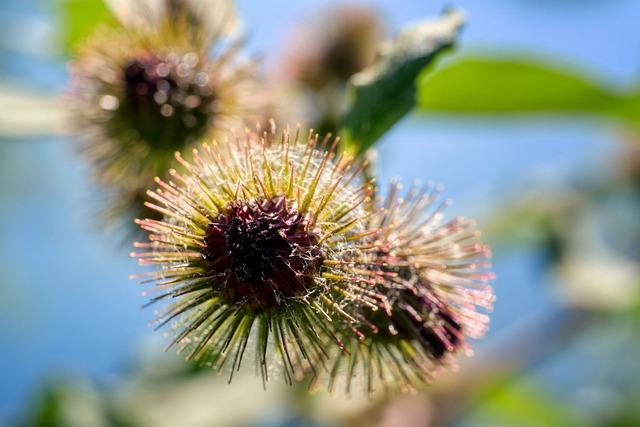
470 381 588 427
339 9 464 155
418 55 640 126
58 0 116 55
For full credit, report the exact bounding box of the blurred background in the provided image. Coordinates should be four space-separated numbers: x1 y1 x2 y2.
1 0 640 426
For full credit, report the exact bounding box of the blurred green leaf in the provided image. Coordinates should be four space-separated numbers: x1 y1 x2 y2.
483 193 582 249
418 56 640 126
18 381 136 427
471 381 588 427
22 386 62 427
58 0 116 55
339 9 464 155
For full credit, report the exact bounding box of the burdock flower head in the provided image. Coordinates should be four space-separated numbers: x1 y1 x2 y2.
275 5 385 135
279 5 385 90
132 125 377 384
322 182 495 395
131 124 494 392
67 0 265 227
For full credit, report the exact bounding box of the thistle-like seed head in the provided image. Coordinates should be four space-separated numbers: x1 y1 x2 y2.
67 3 266 231
132 125 375 384
130 123 494 393
279 5 385 90
321 182 495 395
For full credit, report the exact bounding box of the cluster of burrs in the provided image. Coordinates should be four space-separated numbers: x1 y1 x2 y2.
67 0 494 396
131 125 494 395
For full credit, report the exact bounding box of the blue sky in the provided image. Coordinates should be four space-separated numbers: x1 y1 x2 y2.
237 0 640 84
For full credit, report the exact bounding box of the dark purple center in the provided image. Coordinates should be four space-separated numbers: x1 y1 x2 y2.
404 294 462 360
371 250 464 360
124 57 178 108
202 197 324 311
115 54 214 149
